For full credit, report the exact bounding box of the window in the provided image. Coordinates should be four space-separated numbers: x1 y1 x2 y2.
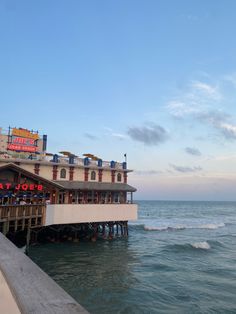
117 173 122 182
91 171 96 180
60 168 66 179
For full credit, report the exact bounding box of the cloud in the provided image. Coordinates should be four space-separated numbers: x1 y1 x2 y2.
191 81 221 100
103 127 127 140
166 101 198 118
84 133 98 140
103 126 113 134
170 164 202 173
111 133 127 140
218 123 236 140
127 123 168 146
166 80 222 119
134 170 163 175
166 76 236 141
196 110 230 124
185 147 202 156
197 111 236 140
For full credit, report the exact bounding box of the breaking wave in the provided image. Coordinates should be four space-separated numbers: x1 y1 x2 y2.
142 222 225 231
163 241 212 253
197 223 225 229
191 241 211 250
144 225 185 231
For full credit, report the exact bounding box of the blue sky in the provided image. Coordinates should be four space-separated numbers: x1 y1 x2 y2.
1 0 236 200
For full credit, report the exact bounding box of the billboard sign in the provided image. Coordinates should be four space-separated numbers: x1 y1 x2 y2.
7 144 37 152
11 128 39 140
7 127 39 153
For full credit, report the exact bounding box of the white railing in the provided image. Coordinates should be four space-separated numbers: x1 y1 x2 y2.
0 155 126 170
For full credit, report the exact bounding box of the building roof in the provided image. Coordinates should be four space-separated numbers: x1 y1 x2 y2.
0 157 133 173
54 181 137 192
0 163 63 190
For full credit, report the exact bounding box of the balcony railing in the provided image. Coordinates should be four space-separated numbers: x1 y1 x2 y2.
0 155 127 170
0 205 46 234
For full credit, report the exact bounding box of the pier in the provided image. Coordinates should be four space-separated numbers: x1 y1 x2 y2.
0 203 135 246
0 204 45 250
0 204 45 234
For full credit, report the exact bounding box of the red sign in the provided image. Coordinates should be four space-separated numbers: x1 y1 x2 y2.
0 183 43 191
7 144 37 152
12 137 35 146
7 134 38 153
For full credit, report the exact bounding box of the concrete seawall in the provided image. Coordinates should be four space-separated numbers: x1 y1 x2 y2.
0 233 89 314
0 269 20 314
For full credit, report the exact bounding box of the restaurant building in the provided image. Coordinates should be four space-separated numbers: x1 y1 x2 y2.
0 127 137 244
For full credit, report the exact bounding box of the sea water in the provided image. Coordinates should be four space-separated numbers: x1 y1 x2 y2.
29 201 236 313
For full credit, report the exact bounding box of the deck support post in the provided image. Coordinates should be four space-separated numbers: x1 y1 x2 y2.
120 223 124 236
116 223 119 236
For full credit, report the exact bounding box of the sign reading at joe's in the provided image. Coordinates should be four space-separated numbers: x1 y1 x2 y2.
0 183 43 191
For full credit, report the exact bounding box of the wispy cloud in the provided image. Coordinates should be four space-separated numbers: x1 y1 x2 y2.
134 170 163 175
84 133 98 140
103 127 127 140
196 110 230 124
166 77 236 141
197 111 236 140
127 123 169 146
166 100 198 118
170 164 202 173
185 147 202 156
111 133 127 140
191 81 221 100
166 80 222 119
103 126 113 133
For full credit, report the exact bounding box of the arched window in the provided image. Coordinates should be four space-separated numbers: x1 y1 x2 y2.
91 171 96 180
117 173 122 182
60 168 66 179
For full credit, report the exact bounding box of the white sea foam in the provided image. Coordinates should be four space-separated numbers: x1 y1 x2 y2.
197 223 225 229
143 222 225 231
191 241 211 250
144 226 168 231
144 225 185 231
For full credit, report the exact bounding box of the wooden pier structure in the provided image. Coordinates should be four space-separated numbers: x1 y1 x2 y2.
0 155 137 249
0 203 131 249
0 204 45 235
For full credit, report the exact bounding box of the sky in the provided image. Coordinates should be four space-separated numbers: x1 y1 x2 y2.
1 0 236 200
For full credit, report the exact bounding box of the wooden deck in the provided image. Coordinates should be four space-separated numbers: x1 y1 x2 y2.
0 205 46 235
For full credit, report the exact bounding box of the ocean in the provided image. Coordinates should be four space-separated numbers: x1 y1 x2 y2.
29 201 236 313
